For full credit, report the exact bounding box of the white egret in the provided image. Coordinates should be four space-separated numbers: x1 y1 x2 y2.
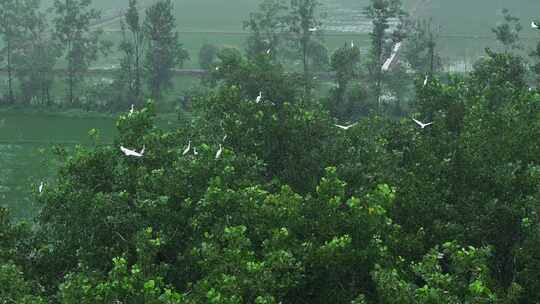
182 140 191 155
120 146 145 157
351 40 354 48
334 122 357 130
129 104 134 116
266 48 271 54
308 27 318 32
412 118 433 129
423 76 428 87
381 42 402 72
215 144 223 159
255 91 262 103
38 181 44 194
532 21 539 29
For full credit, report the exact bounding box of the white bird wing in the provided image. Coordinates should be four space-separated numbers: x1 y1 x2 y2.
411 118 424 127
182 141 191 155
381 58 392 71
424 122 434 127
120 146 132 155
215 145 223 159
335 123 356 130
140 145 145 155
256 92 262 103
382 42 402 71
121 146 142 157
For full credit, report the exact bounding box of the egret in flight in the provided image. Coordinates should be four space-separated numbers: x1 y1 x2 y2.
215 144 223 159
382 42 402 71
120 146 145 157
532 21 539 29
308 27 319 32
334 122 357 130
255 91 262 103
412 118 433 129
182 140 191 155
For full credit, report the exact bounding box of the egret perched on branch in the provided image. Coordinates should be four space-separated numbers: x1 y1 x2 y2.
412 118 433 129
120 146 145 157
423 76 428 87
255 91 262 103
215 144 223 159
182 140 191 155
334 122 357 130
38 182 44 194
381 42 402 71
532 21 539 29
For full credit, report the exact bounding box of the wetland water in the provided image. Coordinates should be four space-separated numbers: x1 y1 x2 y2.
0 112 117 220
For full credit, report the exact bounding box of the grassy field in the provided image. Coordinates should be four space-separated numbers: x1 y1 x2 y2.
90 0 540 69
34 0 540 70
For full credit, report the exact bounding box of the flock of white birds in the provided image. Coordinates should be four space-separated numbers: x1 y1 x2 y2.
31 20 540 195
33 19 540 197
38 25 457 195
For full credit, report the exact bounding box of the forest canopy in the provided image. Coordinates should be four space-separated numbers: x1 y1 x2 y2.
1 0 540 303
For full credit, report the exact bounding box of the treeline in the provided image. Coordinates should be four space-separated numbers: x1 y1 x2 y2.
0 0 441 115
0 0 188 111
1 0 539 117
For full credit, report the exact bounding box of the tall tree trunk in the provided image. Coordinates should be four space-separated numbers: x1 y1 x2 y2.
302 38 310 101
135 41 141 104
69 61 74 104
428 33 435 76
376 37 382 115
7 38 14 104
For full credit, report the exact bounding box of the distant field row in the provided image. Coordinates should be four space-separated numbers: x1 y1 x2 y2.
17 0 540 71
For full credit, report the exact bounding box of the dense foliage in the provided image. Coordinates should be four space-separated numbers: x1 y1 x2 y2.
2 0 540 303
2 42 540 302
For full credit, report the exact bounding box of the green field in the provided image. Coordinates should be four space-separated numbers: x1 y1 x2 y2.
0 111 117 219
0 108 188 220
36 0 540 69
